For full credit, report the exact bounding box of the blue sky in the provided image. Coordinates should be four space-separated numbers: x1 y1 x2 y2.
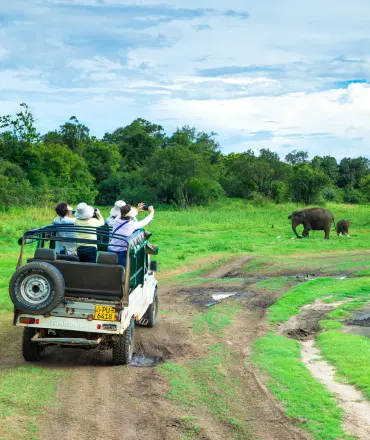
1 0 370 159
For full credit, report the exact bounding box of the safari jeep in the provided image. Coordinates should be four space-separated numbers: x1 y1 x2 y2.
9 225 159 365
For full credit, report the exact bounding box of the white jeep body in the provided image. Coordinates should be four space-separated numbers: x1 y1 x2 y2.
16 271 157 344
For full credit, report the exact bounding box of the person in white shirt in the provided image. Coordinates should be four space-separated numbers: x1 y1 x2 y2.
106 200 145 227
108 204 154 266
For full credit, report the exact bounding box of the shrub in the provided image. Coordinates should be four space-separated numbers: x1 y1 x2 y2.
320 186 343 203
342 186 365 204
251 192 271 207
271 181 290 203
187 178 224 206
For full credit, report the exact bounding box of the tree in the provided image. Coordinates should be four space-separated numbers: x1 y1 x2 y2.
338 157 370 188
169 127 221 164
84 140 121 185
360 175 370 201
259 148 280 163
221 151 258 199
104 119 164 168
59 116 90 152
0 160 35 206
285 150 308 166
37 143 97 203
289 164 330 204
0 103 39 144
311 156 339 184
144 145 218 206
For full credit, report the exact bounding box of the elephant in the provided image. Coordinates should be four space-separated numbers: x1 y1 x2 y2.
337 219 350 236
288 207 335 240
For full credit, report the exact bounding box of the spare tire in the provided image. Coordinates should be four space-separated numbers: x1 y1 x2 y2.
9 262 65 315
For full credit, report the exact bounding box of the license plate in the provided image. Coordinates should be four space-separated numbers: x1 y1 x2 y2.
94 306 116 321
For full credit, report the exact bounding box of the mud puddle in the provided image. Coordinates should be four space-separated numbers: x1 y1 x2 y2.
346 307 370 326
211 292 238 301
302 339 370 440
341 306 370 338
181 286 276 310
341 326 370 338
278 299 349 340
130 354 163 367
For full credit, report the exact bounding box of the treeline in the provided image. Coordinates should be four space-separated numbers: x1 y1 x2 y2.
1 103 370 207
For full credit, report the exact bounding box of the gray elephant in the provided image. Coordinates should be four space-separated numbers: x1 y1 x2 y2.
288 208 335 240
337 219 350 236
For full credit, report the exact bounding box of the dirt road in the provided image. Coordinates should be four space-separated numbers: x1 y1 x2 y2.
1 263 310 440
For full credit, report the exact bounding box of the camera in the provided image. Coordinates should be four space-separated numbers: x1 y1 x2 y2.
92 208 98 219
142 204 149 211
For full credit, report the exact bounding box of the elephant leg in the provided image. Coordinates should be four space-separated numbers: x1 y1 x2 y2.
324 228 330 240
302 227 310 238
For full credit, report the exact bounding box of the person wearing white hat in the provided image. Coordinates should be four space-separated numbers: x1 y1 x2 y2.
75 203 105 263
105 200 144 227
53 202 76 255
108 204 154 266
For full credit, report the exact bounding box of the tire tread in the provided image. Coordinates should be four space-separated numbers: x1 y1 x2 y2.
22 327 41 362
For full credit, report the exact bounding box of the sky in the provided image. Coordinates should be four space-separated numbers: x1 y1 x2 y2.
1 0 370 159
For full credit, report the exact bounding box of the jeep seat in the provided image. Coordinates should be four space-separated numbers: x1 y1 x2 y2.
28 249 124 301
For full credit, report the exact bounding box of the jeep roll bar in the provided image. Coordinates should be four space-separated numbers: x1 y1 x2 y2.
16 225 150 306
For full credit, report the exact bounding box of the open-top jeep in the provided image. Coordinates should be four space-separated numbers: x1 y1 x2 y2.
9 224 159 365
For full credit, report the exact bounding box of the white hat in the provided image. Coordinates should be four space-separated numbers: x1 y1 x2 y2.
75 202 94 219
110 200 126 217
121 204 138 218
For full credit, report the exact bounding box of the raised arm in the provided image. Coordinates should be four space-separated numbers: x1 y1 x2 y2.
91 209 105 227
132 206 154 231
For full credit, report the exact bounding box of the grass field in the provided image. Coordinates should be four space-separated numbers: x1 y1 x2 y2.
1 200 370 439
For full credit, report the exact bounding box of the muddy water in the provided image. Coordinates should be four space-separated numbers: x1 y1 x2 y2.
130 354 163 367
341 326 370 338
301 340 370 440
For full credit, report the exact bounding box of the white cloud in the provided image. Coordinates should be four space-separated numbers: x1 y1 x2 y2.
0 70 49 92
153 83 370 158
2 0 370 158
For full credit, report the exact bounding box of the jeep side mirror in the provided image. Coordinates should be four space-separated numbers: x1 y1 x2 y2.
150 261 157 272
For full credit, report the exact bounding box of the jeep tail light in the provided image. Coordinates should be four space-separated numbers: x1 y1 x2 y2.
35 319 39 324
97 324 101 330
19 317 35 324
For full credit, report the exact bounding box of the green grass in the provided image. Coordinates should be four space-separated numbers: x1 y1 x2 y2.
0 365 66 440
267 277 370 324
2 200 370 310
317 331 370 400
319 320 344 330
1 200 370 437
241 251 370 277
253 277 293 291
253 333 351 440
159 343 250 440
158 302 248 439
193 301 241 334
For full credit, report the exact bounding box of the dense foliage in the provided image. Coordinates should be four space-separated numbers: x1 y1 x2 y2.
1 104 369 207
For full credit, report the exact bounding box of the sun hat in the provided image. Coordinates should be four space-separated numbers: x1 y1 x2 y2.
110 200 126 217
67 204 73 211
75 202 94 220
121 204 138 218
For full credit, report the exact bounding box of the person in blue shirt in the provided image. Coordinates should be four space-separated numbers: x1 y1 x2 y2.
53 202 76 255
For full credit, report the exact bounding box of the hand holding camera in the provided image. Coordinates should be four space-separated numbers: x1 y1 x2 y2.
93 208 101 219
138 202 149 212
